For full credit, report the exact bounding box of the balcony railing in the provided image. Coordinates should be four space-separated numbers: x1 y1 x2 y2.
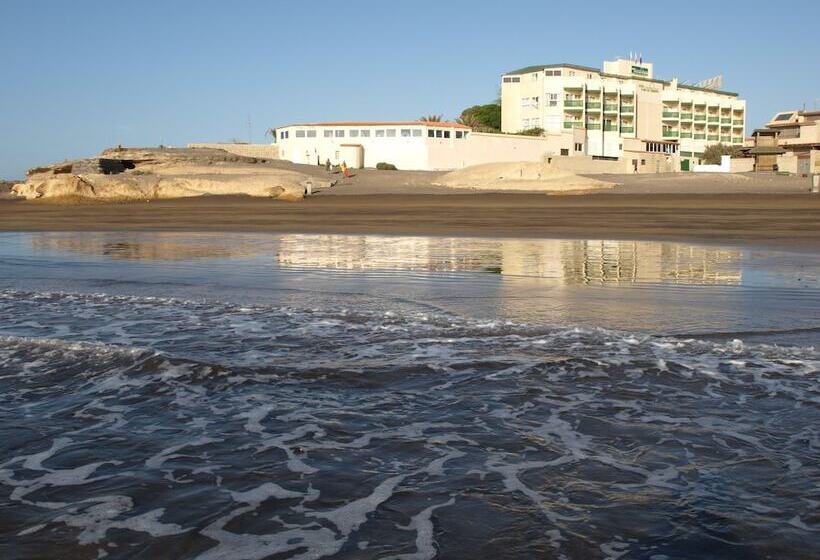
586 102 601 110
694 115 706 121
720 136 731 142
563 121 583 129
721 118 732 124
708 116 719 122
620 105 634 113
603 124 618 131
662 130 679 138
662 111 679 118
732 137 743 143
681 113 693 120
603 104 619 112
694 133 706 139
587 122 602 130
564 99 584 107
620 126 634 133
733 119 744 125
679 132 693 138
708 134 719 141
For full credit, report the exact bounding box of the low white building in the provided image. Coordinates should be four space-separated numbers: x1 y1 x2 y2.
274 120 572 171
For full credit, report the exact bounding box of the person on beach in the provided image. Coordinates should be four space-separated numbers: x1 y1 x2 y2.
325 158 331 172
341 161 350 178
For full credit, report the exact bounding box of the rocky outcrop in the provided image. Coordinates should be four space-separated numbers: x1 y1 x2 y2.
11 147 332 202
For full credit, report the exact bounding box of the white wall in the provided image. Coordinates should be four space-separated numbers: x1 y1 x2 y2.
426 132 570 170
694 155 731 173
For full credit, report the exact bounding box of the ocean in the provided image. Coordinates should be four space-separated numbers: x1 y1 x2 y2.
1 232 818 559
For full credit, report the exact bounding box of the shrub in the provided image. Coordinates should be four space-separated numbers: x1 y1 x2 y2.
376 162 398 171
517 127 544 137
703 142 740 165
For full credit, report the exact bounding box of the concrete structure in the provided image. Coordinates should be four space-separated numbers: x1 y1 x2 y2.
760 110 820 175
501 57 746 172
693 155 731 173
188 143 280 159
747 129 786 172
273 121 574 171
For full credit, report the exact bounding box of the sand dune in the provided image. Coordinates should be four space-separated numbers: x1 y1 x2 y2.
435 161 616 192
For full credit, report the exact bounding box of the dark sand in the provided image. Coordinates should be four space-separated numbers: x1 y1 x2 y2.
3 189 820 250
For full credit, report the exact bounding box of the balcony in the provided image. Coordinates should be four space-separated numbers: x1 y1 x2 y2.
603 123 618 131
586 102 601 110
679 132 693 138
620 105 634 113
732 137 743 143
708 116 720 123
694 133 706 139
694 114 706 121
662 130 679 138
681 112 693 120
721 118 731 124
563 121 583 129
603 104 619 113
587 122 602 130
564 99 584 107
707 134 719 141
620 126 634 133
733 119 744 125
720 136 731 142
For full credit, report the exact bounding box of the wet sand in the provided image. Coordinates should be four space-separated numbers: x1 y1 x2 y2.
3 192 820 250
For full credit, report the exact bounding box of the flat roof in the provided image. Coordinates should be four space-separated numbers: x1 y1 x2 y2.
278 121 470 129
502 63 739 97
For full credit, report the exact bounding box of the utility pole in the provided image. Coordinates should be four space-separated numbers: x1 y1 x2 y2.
247 115 252 144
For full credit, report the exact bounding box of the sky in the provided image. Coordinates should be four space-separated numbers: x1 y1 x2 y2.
1 0 819 179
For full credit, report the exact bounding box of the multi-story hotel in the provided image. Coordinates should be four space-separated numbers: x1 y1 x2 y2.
501 58 746 170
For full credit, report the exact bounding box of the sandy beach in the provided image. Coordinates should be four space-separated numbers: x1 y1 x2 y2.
3 165 820 249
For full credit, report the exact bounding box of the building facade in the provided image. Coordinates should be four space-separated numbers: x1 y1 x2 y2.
501 58 746 170
274 121 571 171
763 110 820 175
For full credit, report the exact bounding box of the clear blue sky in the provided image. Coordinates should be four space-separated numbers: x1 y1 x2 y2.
1 0 818 178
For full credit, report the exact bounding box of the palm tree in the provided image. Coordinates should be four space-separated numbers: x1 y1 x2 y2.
418 114 443 122
265 128 277 142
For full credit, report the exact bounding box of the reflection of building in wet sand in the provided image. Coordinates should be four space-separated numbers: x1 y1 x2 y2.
30 233 260 261
276 235 743 285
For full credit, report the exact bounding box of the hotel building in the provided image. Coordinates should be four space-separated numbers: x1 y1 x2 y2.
501 58 746 170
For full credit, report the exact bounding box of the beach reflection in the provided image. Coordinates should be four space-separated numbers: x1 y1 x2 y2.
29 232 260 261
275 234 743 285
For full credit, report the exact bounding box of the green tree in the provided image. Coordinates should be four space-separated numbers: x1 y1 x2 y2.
703 142 740 164
456 103 502 132
418 114 443 122
516 127 544 137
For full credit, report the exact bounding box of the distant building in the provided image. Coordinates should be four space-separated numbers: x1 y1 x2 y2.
500 58 746 171
762 110 820 174
274 121 570 171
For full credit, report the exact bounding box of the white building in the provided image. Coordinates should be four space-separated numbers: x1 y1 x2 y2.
274 121 570 171
501 58 746 170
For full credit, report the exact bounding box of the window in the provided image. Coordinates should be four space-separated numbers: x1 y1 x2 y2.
428 130 435 138
386 129 396 137
307 130 316 138
547 93 558 107
295 130 305 138
324 130 333 138
401 129 411 137
455 131 463 139
435 130 443 138
553 70 561 76
444 131 450 138
375 129 385 137
574 143 583 151
360 129 370 137
560 148 569 156
349 130 359 138
335 130 344 138
412 129 422 137
502 76 521 83
641 159 646 165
